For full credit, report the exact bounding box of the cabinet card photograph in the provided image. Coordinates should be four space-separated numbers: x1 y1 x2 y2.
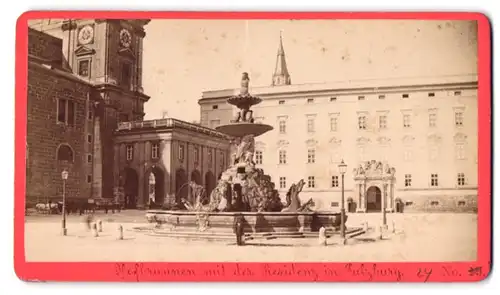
14 11 491 283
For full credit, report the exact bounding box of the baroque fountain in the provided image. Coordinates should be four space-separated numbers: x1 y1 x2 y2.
145 73 348 241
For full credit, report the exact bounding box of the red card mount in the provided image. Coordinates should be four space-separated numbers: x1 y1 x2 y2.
14 11 491 283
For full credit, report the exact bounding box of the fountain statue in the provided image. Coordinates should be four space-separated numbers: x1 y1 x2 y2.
180 72 313 213
145 72 349 239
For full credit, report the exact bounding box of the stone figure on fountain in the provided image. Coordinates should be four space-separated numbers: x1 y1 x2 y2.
233 134 255 165
282 179 313 212
231 72 255 123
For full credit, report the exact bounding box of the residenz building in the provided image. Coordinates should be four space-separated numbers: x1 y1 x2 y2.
199 35 478 213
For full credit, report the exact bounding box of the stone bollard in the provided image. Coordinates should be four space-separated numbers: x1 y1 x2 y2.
363 222 369 232
91 222 99 237
117 224 124 240
377 226 384 240
391 220 396 233
318 227 327 246
97 220 103 232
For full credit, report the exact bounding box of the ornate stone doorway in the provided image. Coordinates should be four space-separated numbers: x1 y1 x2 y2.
353 160 396 213
366 186 382 212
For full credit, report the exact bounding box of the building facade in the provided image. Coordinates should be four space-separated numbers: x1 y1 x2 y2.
26 19 232 208
199 38 478 213
113 119 230 209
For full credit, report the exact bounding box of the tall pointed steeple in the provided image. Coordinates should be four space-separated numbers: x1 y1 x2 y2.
272 31 291 86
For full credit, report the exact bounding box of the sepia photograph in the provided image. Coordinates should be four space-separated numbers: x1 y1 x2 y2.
22 16 482 266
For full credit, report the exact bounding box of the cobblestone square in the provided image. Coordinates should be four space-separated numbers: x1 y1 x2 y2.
24 211 477 262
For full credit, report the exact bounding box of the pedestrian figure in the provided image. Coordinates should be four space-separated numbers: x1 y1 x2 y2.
234 216 244 246
83 214 93 231
363 221 369 232
318 226 327 246
97 220 103 232
91 222 99 237
117 224 124 240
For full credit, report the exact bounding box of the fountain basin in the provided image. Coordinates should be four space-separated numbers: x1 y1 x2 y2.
215 122 273 138
145 210 348 234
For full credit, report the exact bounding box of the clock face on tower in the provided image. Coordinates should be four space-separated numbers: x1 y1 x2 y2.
119 29 132 48
78 25 94 45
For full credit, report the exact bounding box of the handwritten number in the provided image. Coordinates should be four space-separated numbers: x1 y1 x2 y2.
468 266 482 276
416 268 432 282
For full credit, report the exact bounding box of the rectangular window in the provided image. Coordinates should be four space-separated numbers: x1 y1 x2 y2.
403 114 411 128
307 118 315 133
279 150 287 164
151 143 159 159
220 152 225 169
358 116 366 130
212 105 219 110
429 113 437 127
308 176 315 188
120 63 132 87
379 115 387 129
208 149 213 166
87 134 92 143
78 59 90 77
456 143 466 160
279 177 286 189
307 98 314 103
194 147 200 164
429 146 439 160
358 95 365 100
307 149 316 164
86 175 92 184
431 174 439 187
119 113 129 123
457 173 465 186
126 145 134 161
278 100 285 105
209 120 220 129
87 109 93 120
455 111 464 127
378 94 386 100
87 154 92 164
330 117 338 132
279 120 286 134
403 149 412 162
178 145 185 162
330 97 337 102
454 91 462 96
331 176 339 188
404 174 412 187
57 99 76 126
402 93 409 98
255 150 263 165
428 92 435 97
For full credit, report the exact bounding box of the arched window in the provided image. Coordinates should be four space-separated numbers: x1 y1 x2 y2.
57 144 74 162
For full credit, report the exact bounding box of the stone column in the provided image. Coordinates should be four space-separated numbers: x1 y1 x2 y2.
136 142 145 209
381 182 386 211
386 180 394 213
360 181 367 212
186 142 191 204
388 180 395 213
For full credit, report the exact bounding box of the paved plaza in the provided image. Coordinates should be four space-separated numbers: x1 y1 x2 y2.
24 211 477 262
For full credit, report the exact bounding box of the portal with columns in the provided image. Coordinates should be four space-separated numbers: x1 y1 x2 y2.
353 160 396 213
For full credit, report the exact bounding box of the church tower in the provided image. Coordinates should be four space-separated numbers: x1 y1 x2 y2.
271 32 291 86
59 19 151 199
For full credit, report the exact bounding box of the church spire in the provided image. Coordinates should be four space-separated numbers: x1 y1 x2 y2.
272 31 291 86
